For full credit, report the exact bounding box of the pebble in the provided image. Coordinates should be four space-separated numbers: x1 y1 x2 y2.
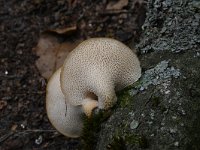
5 70 8 75
35 135 43 145
170 128 177 134
20 124 25 129
174 141 179 147
130 119 139 129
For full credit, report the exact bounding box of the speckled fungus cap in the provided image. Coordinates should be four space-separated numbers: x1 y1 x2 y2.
46 68 98 137
61 38 141 110
46 38 141 138
46 68 83 137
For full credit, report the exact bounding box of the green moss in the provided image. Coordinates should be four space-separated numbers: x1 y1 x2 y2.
126 134 149 149
150 95 167 113
116 80 143 108
107 134 149 149
107 136 126 150
150 96 161 107
185 110 200 150
124 134 139 145
117 90 132 108
81 81 143 149
81 110 112 150
138 135 149 149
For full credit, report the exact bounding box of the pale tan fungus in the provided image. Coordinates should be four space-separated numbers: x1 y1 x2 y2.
46 38 141 138
46 68 96 137
61 38 141 110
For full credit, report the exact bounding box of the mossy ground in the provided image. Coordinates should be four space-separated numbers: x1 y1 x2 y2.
81 80 149 150
107 134 149 150
81 110 112 150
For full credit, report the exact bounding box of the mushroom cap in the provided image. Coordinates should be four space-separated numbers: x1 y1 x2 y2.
60 38 141 109
46 68 83 138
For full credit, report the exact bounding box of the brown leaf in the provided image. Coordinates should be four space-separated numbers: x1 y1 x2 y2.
55 41 80 69
11 124 18 131
33 26 81 79
34 34 58 79
0 100 7 110
47 26 77 35
106 0 129 10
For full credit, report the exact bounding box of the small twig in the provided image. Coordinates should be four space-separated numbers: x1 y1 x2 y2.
11 91 45 95
0 129 56 143
15 129 56 133
0 132 14 143
99 9 130 15
144 89 157 107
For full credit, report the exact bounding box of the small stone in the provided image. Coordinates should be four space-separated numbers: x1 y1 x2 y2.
150 110 155 119
147 121 153 125
150 133 154 137
140 86 145 91
181 110 186 115
174 141 179 147
172 116 177 120
35 135 43 145
170 128 177 134
20 124 25 129
160 127 165 131
161 27 167 33
163 109 169 114
141 113 145 117
165 90 170 94
88 23 92 27
130 119 139 129
129 112 135 117
17 50 23 54
161 122 165 126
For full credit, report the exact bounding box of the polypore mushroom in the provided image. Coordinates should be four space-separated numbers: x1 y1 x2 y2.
46 68 98 137
61 38 141 110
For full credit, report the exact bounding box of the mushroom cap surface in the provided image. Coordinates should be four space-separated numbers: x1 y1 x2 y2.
60 38 141 109
46 68 83 138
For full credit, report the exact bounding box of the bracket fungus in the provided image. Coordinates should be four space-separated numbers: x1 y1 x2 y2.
46 38 141 138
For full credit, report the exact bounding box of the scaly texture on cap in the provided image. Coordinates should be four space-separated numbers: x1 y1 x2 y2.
46 68 98 137
46 68 83 137
61 38 141 110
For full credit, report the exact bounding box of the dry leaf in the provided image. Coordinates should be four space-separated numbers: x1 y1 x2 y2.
34 34 58 79
106 0 129 10
11 124 18 131
0 100 7 110
34 26 81 79
47 26 77 35
55 41 79 69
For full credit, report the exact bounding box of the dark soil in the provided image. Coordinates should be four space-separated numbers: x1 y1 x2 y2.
0 0 146 149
